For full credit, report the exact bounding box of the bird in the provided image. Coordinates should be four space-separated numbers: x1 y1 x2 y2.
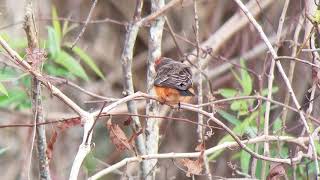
153 57 195 105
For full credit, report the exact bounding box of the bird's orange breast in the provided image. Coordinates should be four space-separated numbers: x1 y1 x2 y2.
154 86 193 104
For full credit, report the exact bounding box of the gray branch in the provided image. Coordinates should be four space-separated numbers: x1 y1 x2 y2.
23 1 51 180
144 0 165 179
119 0 147 177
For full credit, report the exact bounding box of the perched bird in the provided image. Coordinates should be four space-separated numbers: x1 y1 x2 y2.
153 57 195 105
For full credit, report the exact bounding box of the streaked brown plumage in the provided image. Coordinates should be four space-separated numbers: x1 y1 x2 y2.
153 57 194 104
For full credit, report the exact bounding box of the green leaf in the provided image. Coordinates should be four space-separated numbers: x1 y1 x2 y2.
0 69 18 81
62 22 78 37
66 44 105 79
0 33 27 51
54 51 89 80
230 100 248 112
231 69 242 86
218 110 241 126
240 59 252 95
240 144 253 174
208 110 260 160
0 89 27 107
261 86 279 96
51 6 61 40
0 147 8 156
0 82 8 96
219 88 237 98
315 140 320 156
62 18 69 37
44 63 75 79
245 126 257 138
83 152 97 175
47 27 61 59
272 118 282 133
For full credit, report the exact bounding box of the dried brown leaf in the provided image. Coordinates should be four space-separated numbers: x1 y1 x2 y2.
180 158 203 177
266 163 286 180
46 130 58 162
106 120 132 151
57 117 81 131
123 116 133 126
195 142 205 152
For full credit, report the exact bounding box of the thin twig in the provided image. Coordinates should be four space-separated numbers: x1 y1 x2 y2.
261 0 289 177
138 0 182 26
164 16 184 57
70 0 99 48
47 76 118 102
281 15 303 132
193 0 212 179
276 56 320 69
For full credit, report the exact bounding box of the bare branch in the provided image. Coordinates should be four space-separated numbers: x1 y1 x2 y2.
261 0 289 178
119 1 147 177
23 1 51 179
89 135 315 180
144 0 165 178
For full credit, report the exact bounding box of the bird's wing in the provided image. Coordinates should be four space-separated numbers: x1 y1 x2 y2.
154 63 193 91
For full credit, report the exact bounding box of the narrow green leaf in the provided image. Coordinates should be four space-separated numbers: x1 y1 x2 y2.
218 110 241 126
231 69 242 85
45 63 74 79
83 152 97 174
208 110 260 160
240 59 252 95
0 68 18 81
66 44 105 79
54 51 89 81
272 117 282 133
0 147 8 155
0 33 27 50
62 18 69 37
0 89 27 107
63 23 79 37
47 27 61 59
245 126 257 138
51 6 61 40
261 86 279 96
219 88 237 98
230 100 248 112
240 144 253 174
0 82 8 96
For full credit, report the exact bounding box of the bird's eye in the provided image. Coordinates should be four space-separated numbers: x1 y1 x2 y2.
179 71 184 75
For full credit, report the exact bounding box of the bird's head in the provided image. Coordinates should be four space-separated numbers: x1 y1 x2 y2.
155 57 174 71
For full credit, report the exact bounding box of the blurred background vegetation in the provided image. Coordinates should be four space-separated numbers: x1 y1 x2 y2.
0 0 318 179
